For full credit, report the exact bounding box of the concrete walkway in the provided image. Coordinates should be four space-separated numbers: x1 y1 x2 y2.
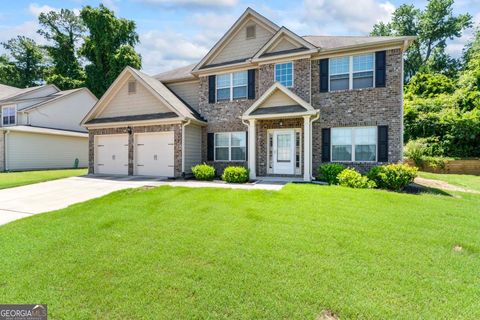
0 175 286 226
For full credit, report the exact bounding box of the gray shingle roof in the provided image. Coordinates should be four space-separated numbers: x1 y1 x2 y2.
0 84 22 100
85 112 178 124
251 105 306 115
154 63 197 82
302 35 403 50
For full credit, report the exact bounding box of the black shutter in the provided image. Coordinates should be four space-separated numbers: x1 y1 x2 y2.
208 75 216 103
248 69 255 100
375 51 386 87
378 125 388 162
245 131 248 160
207 132 214 161
321 128 331 162
319 59 329 92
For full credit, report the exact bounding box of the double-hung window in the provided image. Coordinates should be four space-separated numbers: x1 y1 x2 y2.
216 71 248 102
274 62 293 87
214 132 246 161
331 127 377 162
329 53 375 91
2 105 16 126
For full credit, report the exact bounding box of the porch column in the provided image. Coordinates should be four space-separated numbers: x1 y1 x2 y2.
248 119 256 180
303 116 311 181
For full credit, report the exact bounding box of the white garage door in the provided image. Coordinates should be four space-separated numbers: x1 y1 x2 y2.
135 132 174 177
95 135 128 175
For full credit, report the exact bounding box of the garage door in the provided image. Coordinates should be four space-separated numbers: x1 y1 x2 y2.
135 132 174 177
95 135 128 175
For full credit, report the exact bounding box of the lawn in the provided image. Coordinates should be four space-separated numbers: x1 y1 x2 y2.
0 184 479 319
418 171 480 192
0 168 87 189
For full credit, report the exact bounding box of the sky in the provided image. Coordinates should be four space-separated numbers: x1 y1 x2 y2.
0 0 478 75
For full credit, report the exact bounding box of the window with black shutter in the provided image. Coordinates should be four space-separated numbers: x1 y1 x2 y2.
377 125 388 162
375 51 386 87
208 75 216 103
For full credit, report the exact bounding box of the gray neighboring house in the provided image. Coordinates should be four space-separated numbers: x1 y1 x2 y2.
0 84 97 171
82 8 414 181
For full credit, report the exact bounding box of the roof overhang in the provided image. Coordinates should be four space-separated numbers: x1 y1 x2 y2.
0 125 88 138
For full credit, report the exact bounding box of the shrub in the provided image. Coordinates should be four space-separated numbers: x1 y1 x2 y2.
367 164 418 191
317 163 346 185
404 139 428 167
222 166 249 183
191 163 215 181
337 168 376 189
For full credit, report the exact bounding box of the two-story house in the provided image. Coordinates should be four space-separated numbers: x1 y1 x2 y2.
82 8 414 181
0 84 97 171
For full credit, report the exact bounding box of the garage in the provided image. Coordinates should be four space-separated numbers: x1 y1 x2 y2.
95 134 128 175
134 132 174 177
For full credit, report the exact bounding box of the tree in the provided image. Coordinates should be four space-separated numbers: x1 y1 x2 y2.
371 0 472 81
0 55 21 87
1 36 45 87
79 5 141 97
38 9 86 90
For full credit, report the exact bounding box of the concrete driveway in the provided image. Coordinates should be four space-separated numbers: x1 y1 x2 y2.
0 175 285 226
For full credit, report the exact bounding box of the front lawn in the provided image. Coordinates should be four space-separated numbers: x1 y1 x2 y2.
418 171 480 192
0 168 87 189
1 185 479 319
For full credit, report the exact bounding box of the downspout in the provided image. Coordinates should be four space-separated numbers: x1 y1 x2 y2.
181 119 191 176
4 130 9 171
310 112 320 180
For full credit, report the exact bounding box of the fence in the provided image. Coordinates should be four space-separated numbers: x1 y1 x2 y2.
405 159 480 175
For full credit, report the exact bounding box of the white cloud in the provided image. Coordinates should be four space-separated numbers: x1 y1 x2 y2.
28 3 59 16
134 0 238 8
446 12 480 57
102 0 120 13
0 21 46 46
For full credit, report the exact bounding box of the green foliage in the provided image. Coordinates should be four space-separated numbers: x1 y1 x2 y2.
1 36 45 87
191 163 215 181
367 164 418 191
0 54 21 87
371 0 472 81
405 72 455 98
80 5 141 97
221 166 249 183
317 163 346 185
337 168 376 189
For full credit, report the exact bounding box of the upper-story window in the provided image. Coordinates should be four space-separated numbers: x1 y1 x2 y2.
274 62 293 87
216 71 248 102
2 105 16 126
329 53 374 91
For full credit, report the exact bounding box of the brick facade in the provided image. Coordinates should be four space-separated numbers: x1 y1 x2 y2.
88 124 183 177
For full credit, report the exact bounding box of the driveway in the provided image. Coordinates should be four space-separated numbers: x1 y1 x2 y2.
0 175 285 226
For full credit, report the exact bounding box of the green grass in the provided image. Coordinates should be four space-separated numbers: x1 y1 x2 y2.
1 185 479 319
0 169 87 189
418 171 480 192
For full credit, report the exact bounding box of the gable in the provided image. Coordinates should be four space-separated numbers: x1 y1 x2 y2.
97 75 172 119
258 90 299 109
209 19 275 66
267 37 302 54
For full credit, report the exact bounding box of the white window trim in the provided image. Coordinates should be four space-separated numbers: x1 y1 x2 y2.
214 131 247 162
2 105 17 126
331 126 377 163
216 71 248 103
274 61 294 88
328 53 375 92
267 128 302 174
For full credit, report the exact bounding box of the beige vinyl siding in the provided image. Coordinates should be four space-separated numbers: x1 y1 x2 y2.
184 124 202 173
98 76 172 118
260 90 298 108
166 81 199 109
27 90 97 132
210 21 274 65
6 131 88 171
269 38 300 53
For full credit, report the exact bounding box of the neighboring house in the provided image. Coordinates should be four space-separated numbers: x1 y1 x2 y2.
82 8 414 181
0 84 97 171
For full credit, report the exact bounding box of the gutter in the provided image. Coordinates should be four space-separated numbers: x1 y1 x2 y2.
309 112 320 180
181 119 191 175
4 130 9 171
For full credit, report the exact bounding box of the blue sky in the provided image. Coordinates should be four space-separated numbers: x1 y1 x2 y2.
0 0 478 74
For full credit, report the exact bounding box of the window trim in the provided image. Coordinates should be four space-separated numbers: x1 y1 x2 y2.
214 131 246 162
2 105 16 126
331 126 377 163
328 53 375 92
266 128 302 175
274 61 294 88
215 71 248 103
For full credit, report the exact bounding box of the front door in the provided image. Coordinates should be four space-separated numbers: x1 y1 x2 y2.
273 129 295 175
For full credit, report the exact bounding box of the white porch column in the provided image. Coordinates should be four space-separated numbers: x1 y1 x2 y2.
248 119 256 180
303 116 311 181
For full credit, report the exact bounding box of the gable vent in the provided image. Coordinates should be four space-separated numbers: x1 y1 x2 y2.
128 80 136 94
246 25 256 39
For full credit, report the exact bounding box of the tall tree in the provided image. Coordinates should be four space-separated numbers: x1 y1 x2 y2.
38 9 86 90
0 55 21 87
1 36 45 87
371 0 472 81
79 5 141 97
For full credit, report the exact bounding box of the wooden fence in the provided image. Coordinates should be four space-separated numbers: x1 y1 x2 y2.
405 159 480 175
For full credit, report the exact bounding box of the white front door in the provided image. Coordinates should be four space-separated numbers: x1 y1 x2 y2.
134 132 174 177
273 129 295 175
